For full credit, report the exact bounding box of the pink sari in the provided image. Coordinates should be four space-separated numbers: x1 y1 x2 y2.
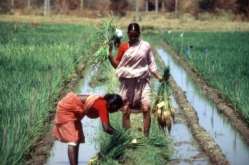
116 40 157 110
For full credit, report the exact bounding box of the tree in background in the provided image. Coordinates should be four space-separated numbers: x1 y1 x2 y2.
145 0 148 11
155 0 159 13
11 0 14 10
175 0 178 16
215 0 237 13
0 0 11 13
80 0 84 9
109 0 128 16
236 0 249 17
27 0 31 9
164 0 175 12
44 0 50 16
55 0 79 13
199 0 215 11
0 0 248 18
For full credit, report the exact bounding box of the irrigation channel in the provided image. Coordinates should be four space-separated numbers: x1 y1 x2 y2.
157 48 249 165
169 97 210 165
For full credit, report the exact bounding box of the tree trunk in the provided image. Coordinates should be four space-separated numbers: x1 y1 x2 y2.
44 0 47 16
175 0 178 17
135 0 139 21
145 0 148 12
44 0 50 16
11 0 14 9
27 0 31 9
155 0 158 13
161 0 165 12
80 0 84 9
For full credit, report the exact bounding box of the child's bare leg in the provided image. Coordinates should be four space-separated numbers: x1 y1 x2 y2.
68 143 79 165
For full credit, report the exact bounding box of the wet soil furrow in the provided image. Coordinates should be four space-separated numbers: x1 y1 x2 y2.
168 97 210 165
170 77 229 165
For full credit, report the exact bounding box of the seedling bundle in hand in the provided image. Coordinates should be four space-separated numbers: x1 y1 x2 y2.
154 67 175 133
93 20 116 64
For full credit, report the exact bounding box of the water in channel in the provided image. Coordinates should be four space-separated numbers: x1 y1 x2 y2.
169 96 210 165
46 67 106 165
157 48 249 165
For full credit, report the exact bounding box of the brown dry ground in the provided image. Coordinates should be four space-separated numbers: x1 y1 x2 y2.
1 12 249 32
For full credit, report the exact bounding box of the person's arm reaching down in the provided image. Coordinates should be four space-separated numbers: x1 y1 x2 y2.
94 99 116 134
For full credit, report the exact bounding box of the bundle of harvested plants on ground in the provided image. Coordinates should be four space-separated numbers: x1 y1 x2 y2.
154 66 175 133
89 128 143 165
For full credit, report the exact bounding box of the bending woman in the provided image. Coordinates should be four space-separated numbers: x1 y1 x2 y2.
53 92 124 165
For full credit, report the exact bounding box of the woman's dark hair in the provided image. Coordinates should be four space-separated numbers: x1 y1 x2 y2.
104 94 124 113
128 22 140 34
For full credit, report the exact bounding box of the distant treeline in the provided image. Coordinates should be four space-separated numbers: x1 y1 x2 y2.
0 0 248 17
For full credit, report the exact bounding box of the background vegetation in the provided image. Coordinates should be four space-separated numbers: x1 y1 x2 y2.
0 0 248 19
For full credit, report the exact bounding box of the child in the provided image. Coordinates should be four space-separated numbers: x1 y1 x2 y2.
53 92 124 165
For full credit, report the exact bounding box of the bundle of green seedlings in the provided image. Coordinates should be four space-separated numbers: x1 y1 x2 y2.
89 127 170 165
93 20 116 64
154 66 175 133
89 127 143 165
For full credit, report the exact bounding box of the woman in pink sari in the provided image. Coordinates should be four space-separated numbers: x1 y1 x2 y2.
109 23 162 136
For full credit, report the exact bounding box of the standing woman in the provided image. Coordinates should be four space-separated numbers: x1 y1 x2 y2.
108 23 162 136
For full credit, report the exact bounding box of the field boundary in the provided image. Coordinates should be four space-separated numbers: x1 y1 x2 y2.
162 43 249 145
1 14 249 32
25 63 86 165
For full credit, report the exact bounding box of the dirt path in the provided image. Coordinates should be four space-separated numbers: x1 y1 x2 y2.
162 43 249 146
